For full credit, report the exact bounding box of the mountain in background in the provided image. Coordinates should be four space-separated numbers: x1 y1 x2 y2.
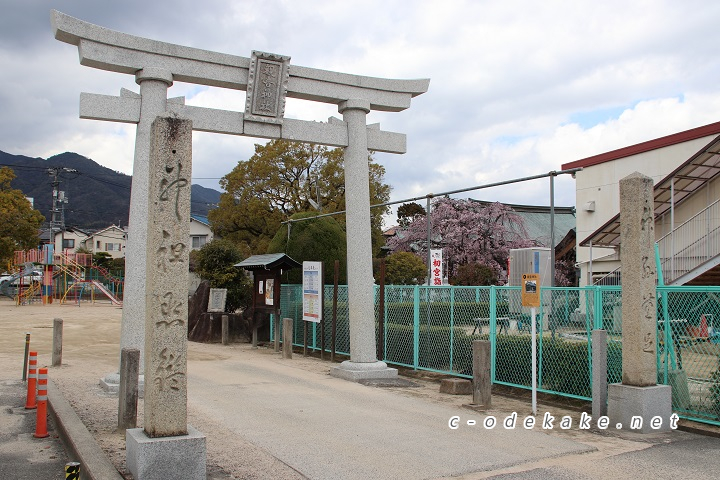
0 150 221 231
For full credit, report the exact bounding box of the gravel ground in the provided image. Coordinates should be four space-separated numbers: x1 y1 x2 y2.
0 299 307 479
50 355 308 479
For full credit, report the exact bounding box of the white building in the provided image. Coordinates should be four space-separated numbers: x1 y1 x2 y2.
190 214 213 250
82 225 127 259
47 214 212 260
52 227 91 254
561 121 720 286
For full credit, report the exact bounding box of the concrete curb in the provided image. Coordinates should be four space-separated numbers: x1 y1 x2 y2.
47 378 124 480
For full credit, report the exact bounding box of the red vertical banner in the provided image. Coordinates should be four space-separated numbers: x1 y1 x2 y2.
430 249 443 286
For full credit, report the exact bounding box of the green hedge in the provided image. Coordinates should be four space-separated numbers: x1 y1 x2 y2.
383 323 622 399
454 331 622 398
384 323 456 368
384 301 510 326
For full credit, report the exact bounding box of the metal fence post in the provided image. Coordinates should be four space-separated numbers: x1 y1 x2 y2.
383 285 389 362
22 333 30 381
537 291 544 390
378 264 386 361
312 322 317 353
413 285 420 370
593 286 603 330
331 260 339 362
489 286 497 382
588 287 601 389
449 287 455 371
320 285 326 359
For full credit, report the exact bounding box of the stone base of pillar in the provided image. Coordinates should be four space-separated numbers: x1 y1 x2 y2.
330 360 398 381
99 373 145 397
607 383 673 433
126 425 206 480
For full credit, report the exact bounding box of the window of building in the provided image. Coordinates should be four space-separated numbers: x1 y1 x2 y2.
191 235 207 249
62 239 75 249
96 240 101 249
105 243 122 251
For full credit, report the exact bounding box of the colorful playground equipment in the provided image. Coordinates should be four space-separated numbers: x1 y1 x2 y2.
0 246 123 305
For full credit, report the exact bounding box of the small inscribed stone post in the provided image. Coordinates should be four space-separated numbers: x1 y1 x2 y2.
144 115 192 437
619 172 657 387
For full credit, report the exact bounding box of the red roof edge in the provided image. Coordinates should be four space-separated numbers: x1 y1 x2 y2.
560 121 720 170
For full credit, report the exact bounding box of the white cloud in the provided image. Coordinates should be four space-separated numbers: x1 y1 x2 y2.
1 0 719 230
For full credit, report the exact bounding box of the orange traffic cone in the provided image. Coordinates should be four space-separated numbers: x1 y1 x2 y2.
24 351 37 409
34 368 49 438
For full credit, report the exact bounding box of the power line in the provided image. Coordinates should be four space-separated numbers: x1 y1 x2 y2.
281 168 583 225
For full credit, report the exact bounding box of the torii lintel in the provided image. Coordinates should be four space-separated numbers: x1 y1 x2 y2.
51 10 429 112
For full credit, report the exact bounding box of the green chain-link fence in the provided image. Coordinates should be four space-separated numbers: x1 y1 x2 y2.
276 283 720 426
657 286 720 425
278 285 351 355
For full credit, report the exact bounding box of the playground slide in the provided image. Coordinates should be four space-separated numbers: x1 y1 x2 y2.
90 280 123 306
0 263 38 298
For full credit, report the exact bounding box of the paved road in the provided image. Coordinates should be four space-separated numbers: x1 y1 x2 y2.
488 435 720 479
187 350 594 480
0 378 68 479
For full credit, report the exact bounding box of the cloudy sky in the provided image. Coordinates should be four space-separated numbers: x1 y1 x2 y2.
1 1 719 225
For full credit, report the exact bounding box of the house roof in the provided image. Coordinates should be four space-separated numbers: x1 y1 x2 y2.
87 225 125 238
64 226 90 236
39 226 90 241
469 200 576 249
234 253 301 271
581 133 720 247
190 214 210 226
561 121 720 171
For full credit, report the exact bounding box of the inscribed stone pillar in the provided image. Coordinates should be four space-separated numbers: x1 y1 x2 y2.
143 115 192 437
121 68 173 371
619 172 657 386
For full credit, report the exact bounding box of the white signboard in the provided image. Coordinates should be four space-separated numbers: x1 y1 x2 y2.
430 249 443 286
302 261 323 323
208 288 227 313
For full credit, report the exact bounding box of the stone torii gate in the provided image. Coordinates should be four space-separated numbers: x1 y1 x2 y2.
52 10 428 381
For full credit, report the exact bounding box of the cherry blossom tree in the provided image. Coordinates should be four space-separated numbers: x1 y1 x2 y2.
386 198 536 281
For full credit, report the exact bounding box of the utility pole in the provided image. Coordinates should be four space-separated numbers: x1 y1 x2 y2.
59 190 68 252
47 167 77 251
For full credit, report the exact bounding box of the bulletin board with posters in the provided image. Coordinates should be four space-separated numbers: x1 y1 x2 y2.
302 261 323 323
234 254 301 343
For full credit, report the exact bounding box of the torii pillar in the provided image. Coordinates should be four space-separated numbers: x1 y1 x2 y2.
123 68 172 371
330 100 398 380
